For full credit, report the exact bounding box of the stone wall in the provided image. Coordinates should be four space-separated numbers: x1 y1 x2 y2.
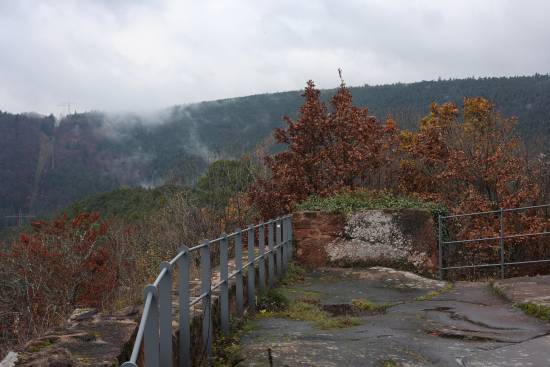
294 209 439 274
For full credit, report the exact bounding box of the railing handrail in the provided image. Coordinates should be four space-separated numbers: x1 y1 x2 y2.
440 203 550 219
121 214 293 367
438 204 550 280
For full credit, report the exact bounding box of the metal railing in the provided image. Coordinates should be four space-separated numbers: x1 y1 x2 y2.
439 204 550 280
121 215 293 367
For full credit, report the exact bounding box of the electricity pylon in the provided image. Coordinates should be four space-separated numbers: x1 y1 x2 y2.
5 209 35 227
58 101 77 116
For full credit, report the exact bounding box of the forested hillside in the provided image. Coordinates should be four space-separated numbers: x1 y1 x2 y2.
1 73 550 230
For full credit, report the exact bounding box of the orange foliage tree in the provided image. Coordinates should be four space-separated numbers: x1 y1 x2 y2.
249 70 399 220
399 97 549 276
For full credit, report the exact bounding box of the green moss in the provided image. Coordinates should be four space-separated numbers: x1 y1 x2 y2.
75 356 91 362
284 288 323 295
518 302 550 321
490 283 512 303
277 301 363 330
415 283 454 301
251 311 277 320
318 316 363 330
241 323 260 331
282 301 331 323
256 288 289 312
351 300 391 311
87 325 122 338
295 295 322 304
318 275 339 282
27 340 52 353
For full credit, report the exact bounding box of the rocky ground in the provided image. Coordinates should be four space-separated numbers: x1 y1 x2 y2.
2 266 549 367
234 267 550 367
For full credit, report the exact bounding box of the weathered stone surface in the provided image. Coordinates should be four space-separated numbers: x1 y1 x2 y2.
294 209 439 274
0 352 18 367
296 237 333 269
293 219 311 229
235 267 550 367
493 274 550 307
462 335 550 366
6 306 141 367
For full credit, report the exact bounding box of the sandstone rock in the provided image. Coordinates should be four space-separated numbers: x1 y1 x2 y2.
294 209 439 274
493 275 550 307
5 306 141 367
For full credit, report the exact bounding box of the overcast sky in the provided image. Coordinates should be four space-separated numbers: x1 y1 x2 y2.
1 0 549 116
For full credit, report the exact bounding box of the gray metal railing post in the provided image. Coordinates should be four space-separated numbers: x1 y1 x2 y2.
143 285 159 367
268 220 274 289
258 222 265 294
500 208 505 279
159 262 172 367
201 239 212 361
439 216 443 280
282 216 288 272
220 234 229 334
178 246 190 367
287 215 293 262
235 228 244 317
276 216 282 279
248 225 255 309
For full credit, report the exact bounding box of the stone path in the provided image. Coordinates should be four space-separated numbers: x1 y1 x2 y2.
234 267 550 367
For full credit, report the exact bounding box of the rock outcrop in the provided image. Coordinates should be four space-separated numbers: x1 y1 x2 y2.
294 209 439 274
4 306 142 367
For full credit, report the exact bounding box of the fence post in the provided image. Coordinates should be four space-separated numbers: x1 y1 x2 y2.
143 284 159 367
500 208 505 280
159 262 172 367
288 215 293 262
258 222 265 294
178 246 190 367
268 220 274 289
248 225 255 309
201 239 212 361
235 228 244 317
439 216 443 281
283 215 288 271
220 234 229 334
276 216 282 279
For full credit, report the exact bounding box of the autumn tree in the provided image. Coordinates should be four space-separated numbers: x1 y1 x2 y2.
399 97 538 212
399 97 549 277
249 70 399 220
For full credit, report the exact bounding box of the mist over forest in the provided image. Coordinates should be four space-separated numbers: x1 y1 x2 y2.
1 73 550 230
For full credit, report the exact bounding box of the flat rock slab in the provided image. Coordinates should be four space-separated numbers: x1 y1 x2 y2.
236 267 550 367
288 267 447 305
462 335 550 366
493 275 550 307
10 306 141 367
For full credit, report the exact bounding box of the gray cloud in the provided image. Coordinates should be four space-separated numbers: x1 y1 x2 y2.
1 0 549 116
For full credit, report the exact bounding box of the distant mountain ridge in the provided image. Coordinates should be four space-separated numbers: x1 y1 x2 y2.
1 73 550 229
